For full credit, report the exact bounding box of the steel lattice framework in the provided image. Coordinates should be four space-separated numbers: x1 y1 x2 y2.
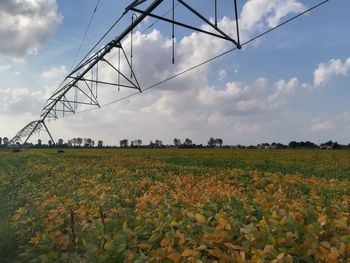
8 120 54 145
10 0 241 145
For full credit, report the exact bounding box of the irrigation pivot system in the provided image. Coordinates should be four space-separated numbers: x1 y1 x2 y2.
9 0 242 145
9 0 330 145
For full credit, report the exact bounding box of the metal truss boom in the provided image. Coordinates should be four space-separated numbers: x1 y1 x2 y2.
42 0 164 121
10 0 243 145
9 120 55 145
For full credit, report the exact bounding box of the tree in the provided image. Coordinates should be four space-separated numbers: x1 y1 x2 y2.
288 141 297 149
173 138 181 147
77 138 83 147
216 138 223 147
84 138 92 147
72 138 77 147
3 137 9 146
58 139 64 146
120 139 128 148
184 138 192 146
0 137 2 146
155 139 163 147
208 137 215 147
132 139 142 147
38 139 42 146
98 140 103 148
48 140 52 147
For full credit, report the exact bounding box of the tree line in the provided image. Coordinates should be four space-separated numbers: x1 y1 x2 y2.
1 136 349 150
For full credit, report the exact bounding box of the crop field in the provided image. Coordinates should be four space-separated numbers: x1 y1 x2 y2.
0 148 350 262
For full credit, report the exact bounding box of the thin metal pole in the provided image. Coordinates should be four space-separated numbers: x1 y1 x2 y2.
118 47 121 91
96 62 99 99
234 0 240 45
172 0 175 64
215 0 218 27
42 121 56 145
131 14 137 79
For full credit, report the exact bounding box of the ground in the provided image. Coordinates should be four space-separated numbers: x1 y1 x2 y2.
0 148 349 262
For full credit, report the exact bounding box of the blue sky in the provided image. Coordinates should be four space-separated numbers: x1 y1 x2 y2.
0 0 350 145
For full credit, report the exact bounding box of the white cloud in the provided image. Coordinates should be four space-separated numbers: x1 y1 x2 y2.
268 77 299 103
0 0 62 58
308 118 334 132
0 88 45 115
239 0 306 40
313 57 350 87
197 76 298 115
0 64 11 72
41 65 67 80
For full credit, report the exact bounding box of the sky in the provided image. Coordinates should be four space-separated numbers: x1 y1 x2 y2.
0 0 349 146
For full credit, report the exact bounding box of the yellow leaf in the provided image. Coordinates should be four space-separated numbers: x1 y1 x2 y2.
318 215 327 226
224 243 241 251
257 217 267 227
240 251 246 261
176 230 185 246
286 232 295 238
216 216 230 230
195 213 206 224
56 235 66 246
333 218 348 229
168 252 181 263
266 183 275 191
196 245 207 251
170 221 178 227
135 243 149 250
328 247 339 259
127 252 135 262
339 242 346 255
277 253 285 259
181 248 194 257
218 216 227 225
321 241 331 249
209 248 223 259
286 254 294 263
279 216 287 225
176 230 184 239
30 233 41 245
185 211 195 218
161 238 171 247
271 210 278 219
123 222 134 240
104 241 113 250
320 246 328 255
263 245 275 254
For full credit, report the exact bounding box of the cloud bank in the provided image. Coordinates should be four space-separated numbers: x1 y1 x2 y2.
313 57 350 87
2 0 350 144
0 0 62 58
